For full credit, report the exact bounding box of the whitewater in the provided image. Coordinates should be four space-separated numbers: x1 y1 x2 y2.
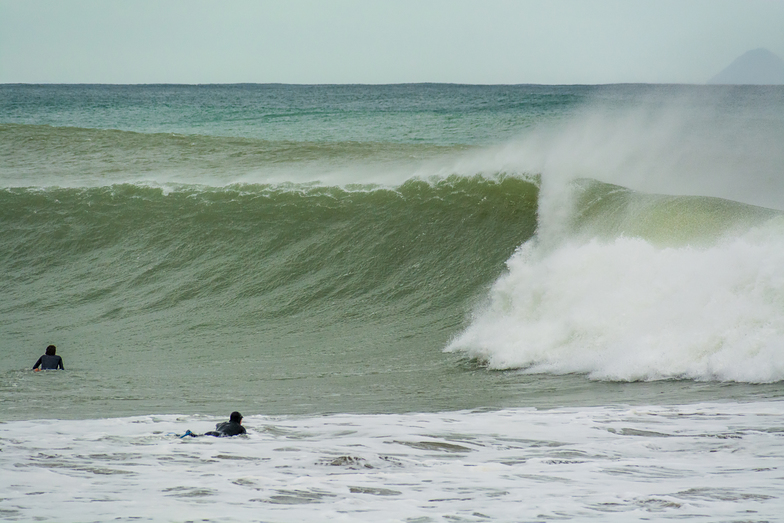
2 84 784 521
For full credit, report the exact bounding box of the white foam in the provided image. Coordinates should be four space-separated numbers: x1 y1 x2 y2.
2 403 783 522
448 217 784 382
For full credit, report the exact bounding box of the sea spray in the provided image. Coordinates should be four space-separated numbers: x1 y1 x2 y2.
446 86 784 383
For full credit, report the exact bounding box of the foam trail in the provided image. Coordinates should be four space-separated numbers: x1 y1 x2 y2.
2 404 784 522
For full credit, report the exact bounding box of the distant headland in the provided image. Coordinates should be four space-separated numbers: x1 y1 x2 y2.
708 48 784 85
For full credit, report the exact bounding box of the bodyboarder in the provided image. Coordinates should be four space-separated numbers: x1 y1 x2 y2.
178 411 247 438
205 411 246 437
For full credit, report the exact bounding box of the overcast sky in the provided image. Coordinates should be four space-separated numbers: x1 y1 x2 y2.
1 0 782 85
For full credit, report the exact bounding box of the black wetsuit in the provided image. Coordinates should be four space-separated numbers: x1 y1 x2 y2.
205 421 246 437
33 354 64 370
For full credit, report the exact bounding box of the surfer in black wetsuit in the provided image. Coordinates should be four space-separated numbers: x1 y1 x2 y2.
33 345 64 370
205 411 246 437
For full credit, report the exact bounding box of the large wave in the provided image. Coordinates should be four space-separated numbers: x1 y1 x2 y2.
0 176 538 370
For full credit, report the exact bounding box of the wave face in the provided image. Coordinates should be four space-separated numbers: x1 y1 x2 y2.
1 176 541 417
1 176 537 325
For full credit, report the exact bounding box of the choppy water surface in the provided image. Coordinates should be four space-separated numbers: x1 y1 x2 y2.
2 403 783 522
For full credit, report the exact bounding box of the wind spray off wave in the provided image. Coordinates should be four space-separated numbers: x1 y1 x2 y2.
446 87 784 384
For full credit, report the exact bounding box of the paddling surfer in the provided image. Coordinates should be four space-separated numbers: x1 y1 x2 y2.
179 411 247 438
205 411 246 437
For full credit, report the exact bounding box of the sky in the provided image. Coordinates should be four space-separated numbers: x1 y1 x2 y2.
1 0 783 85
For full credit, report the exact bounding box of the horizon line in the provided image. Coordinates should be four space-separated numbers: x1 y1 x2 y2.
0 81 761 87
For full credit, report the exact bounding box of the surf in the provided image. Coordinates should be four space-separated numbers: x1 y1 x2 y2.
447 179 784 383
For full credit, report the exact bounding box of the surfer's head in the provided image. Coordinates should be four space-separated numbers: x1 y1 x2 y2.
45 345 56 356
230 411 243 424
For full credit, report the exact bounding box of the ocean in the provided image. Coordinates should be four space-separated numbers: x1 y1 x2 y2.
1 83 784 521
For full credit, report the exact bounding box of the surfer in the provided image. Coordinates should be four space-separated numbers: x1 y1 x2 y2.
33 345 65 370
177 412 247 438
204 411 247 437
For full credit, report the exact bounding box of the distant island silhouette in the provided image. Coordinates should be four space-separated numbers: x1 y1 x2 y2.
708 48 784 85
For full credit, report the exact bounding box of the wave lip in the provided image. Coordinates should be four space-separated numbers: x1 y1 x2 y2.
447 183 784 384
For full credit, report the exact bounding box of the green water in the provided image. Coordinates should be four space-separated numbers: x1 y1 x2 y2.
2 84 784 420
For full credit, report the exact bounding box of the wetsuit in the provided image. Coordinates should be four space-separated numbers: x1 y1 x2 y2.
205 421 246 437
33 354 64 370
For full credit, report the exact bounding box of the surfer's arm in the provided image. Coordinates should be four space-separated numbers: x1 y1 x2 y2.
58 357 64 370
32 356 43 370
